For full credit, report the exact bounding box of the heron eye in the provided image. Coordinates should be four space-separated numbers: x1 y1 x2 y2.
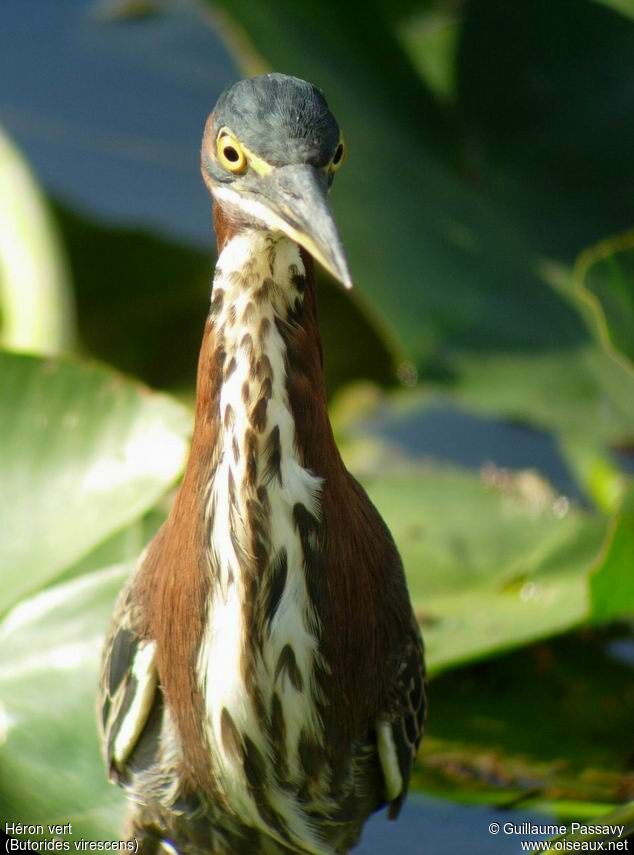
217 132 247 174
331 141 345 170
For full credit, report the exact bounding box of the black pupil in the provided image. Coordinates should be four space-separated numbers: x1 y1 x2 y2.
333 144 344 164
224 145 240 163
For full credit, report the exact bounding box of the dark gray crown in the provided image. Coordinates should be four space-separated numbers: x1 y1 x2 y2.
212 73 340 168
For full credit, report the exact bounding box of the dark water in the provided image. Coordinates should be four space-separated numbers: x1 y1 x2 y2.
357 794 551 854
0 3 568 851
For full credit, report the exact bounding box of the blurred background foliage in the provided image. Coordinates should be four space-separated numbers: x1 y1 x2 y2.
0 0 633 849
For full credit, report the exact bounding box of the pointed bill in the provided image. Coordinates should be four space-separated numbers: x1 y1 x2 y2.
213 164 353 289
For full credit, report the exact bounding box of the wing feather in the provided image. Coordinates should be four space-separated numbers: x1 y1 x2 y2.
98 586 159 782
377 619 426 819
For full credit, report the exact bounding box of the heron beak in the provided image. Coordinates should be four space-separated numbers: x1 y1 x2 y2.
248 165 353 290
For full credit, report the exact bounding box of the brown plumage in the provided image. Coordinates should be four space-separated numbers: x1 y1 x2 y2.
98 73 426 855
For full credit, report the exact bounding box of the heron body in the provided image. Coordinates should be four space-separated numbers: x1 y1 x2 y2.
99 74 426 855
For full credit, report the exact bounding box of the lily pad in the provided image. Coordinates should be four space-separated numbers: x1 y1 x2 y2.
0 351 190 615
361 467 607 673
0 564 129 840
449 347 634 448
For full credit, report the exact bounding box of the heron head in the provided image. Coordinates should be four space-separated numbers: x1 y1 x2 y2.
201 73 351 289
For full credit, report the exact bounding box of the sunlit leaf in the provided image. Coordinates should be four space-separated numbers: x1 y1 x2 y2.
0 351 190 615
0 127 75 354
448 347 634 447
361 467 607 672
56 505 167 584
0 564 129 839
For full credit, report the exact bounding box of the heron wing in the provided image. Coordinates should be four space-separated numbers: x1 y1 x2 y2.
376 617 426 819
98 587 159 781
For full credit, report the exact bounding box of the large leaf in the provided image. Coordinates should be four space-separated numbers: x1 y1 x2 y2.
0 564 128 839
56 504 168 584
0 351 190 614
361 467 607 672
449 347 634 448
0 127 75 354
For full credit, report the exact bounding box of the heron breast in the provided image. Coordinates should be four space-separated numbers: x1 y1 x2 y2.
197 231 330 851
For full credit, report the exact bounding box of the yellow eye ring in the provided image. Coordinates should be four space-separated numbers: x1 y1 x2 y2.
217 131 247 174
331 140 346 171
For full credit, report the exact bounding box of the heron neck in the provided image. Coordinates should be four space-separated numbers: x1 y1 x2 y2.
199 207 341 486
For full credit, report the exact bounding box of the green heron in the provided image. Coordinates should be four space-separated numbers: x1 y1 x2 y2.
98 73 426 854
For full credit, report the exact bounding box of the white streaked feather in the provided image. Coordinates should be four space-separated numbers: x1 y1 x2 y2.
377 720 403 802
112 640 157 767
197 231 331 853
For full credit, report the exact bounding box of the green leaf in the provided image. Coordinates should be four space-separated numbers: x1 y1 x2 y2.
418 632 634 808
589 487 634 622
448 347 634 447
0 351 190 615
56 505 167 584
0 127 76 355
0 564 128 839
575 232 634 374
361 467 607 673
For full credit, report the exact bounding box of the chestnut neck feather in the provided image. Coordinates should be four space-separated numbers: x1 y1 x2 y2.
139 203 403 791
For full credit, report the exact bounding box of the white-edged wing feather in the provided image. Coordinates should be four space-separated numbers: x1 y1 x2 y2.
377 620 426 819
98 591 159 780
377 720 403 802
111 640 157 767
